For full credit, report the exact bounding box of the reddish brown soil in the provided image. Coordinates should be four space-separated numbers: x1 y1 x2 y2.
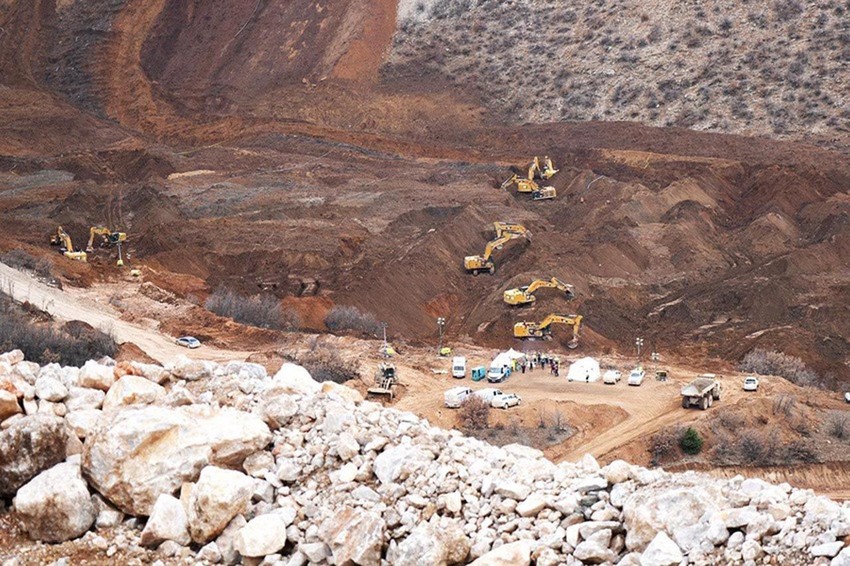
1 0 849 389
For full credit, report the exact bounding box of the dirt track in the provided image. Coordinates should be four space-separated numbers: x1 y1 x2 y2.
0 262 251 364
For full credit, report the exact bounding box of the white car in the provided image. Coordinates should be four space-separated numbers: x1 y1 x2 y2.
627 368 645 386
176 336 201 349
603 370 621 384
743 376 759 392
444 387 472 408
843 392 849 403
491 393 521 409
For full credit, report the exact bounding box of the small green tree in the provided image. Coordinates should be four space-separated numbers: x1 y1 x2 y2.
680 427 704 455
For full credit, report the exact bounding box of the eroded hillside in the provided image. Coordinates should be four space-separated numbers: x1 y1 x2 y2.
387 0 850 147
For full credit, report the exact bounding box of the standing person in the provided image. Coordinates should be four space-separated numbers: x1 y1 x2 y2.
521 360 526 374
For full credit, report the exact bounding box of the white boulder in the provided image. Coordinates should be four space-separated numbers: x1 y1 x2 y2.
234 512 289 557
185 466 255 544
102 375 165 409
141 493 191 547
14 461 95 542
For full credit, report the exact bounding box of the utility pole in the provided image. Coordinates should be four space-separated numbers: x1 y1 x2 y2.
437 317 446 355
635 337 644 361
379 322 388 356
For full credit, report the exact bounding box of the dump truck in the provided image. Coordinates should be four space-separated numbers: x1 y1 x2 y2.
681 374 721 410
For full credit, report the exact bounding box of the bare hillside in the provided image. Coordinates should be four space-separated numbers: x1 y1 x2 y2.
387 0 850 146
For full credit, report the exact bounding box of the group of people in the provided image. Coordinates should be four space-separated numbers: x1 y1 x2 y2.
517 352 561 376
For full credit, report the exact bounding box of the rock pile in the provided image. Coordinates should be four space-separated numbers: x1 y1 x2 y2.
1 349 849 565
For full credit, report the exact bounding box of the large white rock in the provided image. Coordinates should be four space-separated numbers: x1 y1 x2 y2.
268 363 320 396
14 462 95 542
65 409 103 439
0 414 67 496
574 528 615 563
64 387 105 411
469 540 533 565
185 466 255 544
129 362 170 385
141 494 190 547
169 356 216 381
319 506 385 565
34 376 68 402
336 432 360 461
0 389 21 421
102 375 165 409
623 485 721 550
82 405 271 515
258 392 299 429
641 531 684 566
234 513 289 557
373 445 434 485
78 361 115 391
494 481 531 501
392 521 470 566
516 494 547 517
811 541 845 558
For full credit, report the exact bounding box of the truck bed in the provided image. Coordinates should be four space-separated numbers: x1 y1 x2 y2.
681 377 717 397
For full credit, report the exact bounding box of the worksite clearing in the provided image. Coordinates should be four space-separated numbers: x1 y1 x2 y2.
1 4 850 559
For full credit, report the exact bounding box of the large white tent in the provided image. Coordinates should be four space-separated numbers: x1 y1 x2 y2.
567 357 601 382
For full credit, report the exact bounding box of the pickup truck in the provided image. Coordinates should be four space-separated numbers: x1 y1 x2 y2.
681 375 722 410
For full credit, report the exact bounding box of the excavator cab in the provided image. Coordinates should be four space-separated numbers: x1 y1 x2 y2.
367 363 398 401
513 314 582 348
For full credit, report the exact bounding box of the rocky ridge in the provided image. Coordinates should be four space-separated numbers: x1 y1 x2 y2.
0 349 849 565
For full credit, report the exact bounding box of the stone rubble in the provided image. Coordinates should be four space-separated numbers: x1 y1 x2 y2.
0 349 846 566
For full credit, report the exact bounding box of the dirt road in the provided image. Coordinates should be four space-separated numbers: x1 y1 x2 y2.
0 262 252 364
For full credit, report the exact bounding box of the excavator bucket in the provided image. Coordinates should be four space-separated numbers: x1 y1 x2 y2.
567 338 579 349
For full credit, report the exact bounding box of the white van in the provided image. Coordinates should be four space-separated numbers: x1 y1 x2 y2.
452 356 467 379
487 362 511 383
603 370 621 384
628 367 646 386
472 388 504 404
444 387 472 408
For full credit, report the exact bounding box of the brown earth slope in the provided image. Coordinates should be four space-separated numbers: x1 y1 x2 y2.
0 0 849 389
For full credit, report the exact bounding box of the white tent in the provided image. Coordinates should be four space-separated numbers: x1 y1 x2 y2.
504 348 527 360
490 352 515 369
567 357 601 382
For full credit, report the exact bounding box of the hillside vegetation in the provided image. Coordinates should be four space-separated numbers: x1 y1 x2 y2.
388 0 850 145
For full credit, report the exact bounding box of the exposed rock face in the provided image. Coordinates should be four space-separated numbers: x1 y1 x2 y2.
319 506 385 565
0 414 68 496
14 461 96 542
102 375 165 409
185 466 255 544
233 512 289 557
82 405 270 515
140 494 191 547
0 351 849 565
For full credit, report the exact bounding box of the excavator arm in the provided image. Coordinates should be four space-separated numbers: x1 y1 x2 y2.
504 277 575 305
86 226 127 252
49 226 87 262
464 223 530 275
514 314 583 348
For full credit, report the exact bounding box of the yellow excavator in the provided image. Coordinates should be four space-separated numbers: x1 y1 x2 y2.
86 226 127 266
49 226 87 262
503 277 575 306
513 314 583 348
464 222 530 275
501 156 558 200
528 156 558 180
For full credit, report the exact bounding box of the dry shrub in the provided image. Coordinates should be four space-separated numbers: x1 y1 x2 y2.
825 411 849 440
739 349 818 387
206 287 298 330
458 395 490 430
1 249 54 281
296 347 359 384
773 394 797 417
650 426 682 464
324 305 381 337
0 294 116 366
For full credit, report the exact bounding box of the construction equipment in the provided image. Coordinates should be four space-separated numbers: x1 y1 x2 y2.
513 314 583 348
503 277 575 306
367 363 398 401
681 375 722 410
49 226 87 262
86 226 127 266
528 156 558 180
464 223 530 275
500 175 557 201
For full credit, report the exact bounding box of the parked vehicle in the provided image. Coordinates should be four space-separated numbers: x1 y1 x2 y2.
487 364 511 383
743 376 759 392
472 388 504 404
176 336 201 349
451 356 467 379
491 393 522 409
655 369 669 381
681 375 722 410
627 367 645 386
843 392 849 403
603 370 621 384
471 366 486 381
444 386 472 408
